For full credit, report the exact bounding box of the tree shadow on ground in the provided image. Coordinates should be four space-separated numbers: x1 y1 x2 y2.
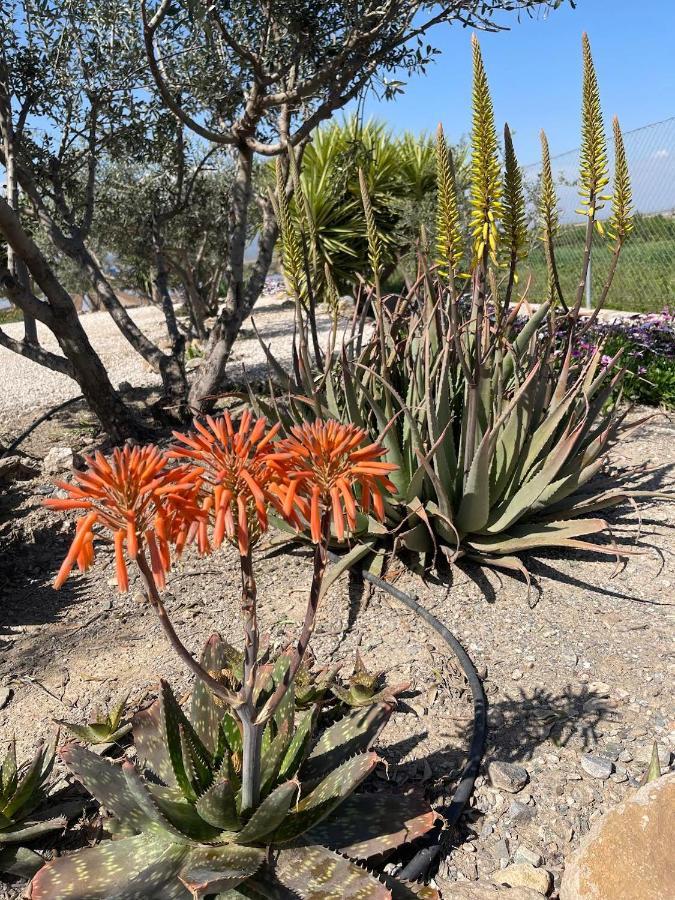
382 684 608 808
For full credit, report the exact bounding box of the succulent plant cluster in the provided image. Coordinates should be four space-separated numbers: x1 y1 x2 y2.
56 696 132 748
262 33 673 580
0 737 64 878
31 636 437 899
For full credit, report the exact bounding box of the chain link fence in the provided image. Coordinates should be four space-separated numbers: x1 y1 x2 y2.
521 117 675 313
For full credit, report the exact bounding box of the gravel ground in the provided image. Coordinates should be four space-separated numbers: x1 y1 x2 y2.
0 296 673 899
0 290 336 419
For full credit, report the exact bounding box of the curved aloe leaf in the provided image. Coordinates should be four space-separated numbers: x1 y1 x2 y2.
29 833 187 899
178 845 265 899
305 791 438 859
300 703 393 782
270 845 391 899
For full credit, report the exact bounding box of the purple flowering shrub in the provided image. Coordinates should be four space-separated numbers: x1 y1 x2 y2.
582 309 675 408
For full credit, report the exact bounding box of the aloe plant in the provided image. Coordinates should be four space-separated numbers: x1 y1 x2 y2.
31 635 438 899
0 737 65 877
56 694 132 747
256 34 673 583
332 652 409 709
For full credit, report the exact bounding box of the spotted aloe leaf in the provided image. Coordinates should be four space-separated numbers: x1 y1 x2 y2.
148 785 222 843
278 707 317 781
60 744 151 834
260 721 292 797
194 777 239 831
0 844 44 878
29 833 188 899
268 845 392 899
300 703 393 782
305 791 438 860
233 780 298 844
178 845 265 899
159 680 211 802
190 633 232 754
273 751 380 843
133 699 176 787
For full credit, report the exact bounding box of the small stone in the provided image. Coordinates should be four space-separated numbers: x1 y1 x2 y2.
618 748 633 763
44 446 74 474
511 669 523 681
580 754 613 780
0 686 12 710
514 845 543 867
489 761 530 793
493 863 552 895
505 800 536 825
494 837 510 861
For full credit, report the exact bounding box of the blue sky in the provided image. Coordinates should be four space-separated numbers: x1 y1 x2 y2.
349 0 675 167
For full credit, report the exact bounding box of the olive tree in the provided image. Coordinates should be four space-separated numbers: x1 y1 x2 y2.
0 0 196 429
142 0 571 410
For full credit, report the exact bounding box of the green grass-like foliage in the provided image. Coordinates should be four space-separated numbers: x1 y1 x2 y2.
30 635 437 899
0 737 65 878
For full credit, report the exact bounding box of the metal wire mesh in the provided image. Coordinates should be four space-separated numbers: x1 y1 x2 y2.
521 117 675 313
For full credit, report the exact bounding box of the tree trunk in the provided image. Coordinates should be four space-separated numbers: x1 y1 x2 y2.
151 221 188 415
0 198 138 442
188 162 278 411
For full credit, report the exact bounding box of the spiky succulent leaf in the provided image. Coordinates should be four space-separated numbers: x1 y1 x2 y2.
300 703 393 782
233 780 298 844
305 791 437 859
29 833 188 899
273 751 380 843
193 776 239 831
190 633 234 753
178 845 265 899
59 744 151 834
133 700 177 787
278 707 318 781
0 844 44 878
270 845 392 899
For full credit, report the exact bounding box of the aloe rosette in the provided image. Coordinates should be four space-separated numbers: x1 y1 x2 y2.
30 635 438 899
0 737 65 878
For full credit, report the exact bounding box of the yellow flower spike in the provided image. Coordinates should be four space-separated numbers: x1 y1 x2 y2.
502 123 528 268
608 116 634 243
539 130 560 304
469 34 502 265
435 123 464 279
578 33 608 218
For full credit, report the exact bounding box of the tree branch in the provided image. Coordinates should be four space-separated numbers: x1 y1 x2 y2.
0 325 74 377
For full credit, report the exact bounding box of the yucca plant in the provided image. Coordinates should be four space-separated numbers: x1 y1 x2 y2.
37 419 439 897
0 736 64 878
55 695 132 748
258 34 671 583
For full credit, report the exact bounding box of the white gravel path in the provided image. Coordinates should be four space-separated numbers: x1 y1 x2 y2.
0 293 336 423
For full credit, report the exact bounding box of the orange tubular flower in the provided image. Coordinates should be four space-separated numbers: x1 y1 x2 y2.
264 421 398 543
44 445 203 592
169 411 284 555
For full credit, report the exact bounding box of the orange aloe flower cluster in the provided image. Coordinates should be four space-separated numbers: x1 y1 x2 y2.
47 415 398 592
169 410 287 555
265 421 398 542
45 445 203 591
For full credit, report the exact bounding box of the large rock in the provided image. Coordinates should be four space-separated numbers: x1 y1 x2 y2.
560 772 675 899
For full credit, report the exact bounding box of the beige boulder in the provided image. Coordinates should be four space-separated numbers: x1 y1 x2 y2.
560 772 675 899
